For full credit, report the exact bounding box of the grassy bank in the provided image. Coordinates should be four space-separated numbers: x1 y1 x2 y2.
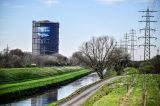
145 74 160 106
48 68 117 106
0 66 84 84
48 79 102 106
81 68 160 106
0 67 90 104
80 77 126 106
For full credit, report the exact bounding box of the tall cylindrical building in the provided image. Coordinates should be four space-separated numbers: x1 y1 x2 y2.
32 20 59 55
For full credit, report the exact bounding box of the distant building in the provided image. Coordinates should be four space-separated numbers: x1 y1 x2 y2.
32 20 59 55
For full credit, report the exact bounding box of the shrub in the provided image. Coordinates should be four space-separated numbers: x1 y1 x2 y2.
128 61 142 68
151 55 160 74
104 68 117 77
139 61 153 74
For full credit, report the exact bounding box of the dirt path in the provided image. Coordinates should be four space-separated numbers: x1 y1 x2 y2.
119 87 134 106
59 76 120 106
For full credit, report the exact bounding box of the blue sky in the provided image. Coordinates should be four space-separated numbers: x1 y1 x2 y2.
0 0 159 59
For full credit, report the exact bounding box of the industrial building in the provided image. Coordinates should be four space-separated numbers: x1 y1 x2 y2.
32 20 59 55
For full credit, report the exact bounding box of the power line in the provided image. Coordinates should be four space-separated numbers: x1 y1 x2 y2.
138 8 157 60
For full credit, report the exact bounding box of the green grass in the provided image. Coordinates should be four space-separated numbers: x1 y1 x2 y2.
125 75 143 106
125 74 160 106
0 69 90 94
93 86 126 106
80 78 124 106
0 66 83 84
145 74 160 106
0 67 91 104
48 74 116 106
104 67 117 77
48 80 103 106
123 67 139 75
81 67 160 106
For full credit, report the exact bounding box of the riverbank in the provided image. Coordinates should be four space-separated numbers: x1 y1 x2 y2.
0 67 91 104
0 66 85 84
48 75 116 106
48 78 102 106
48 67 160 106
81 70 160 106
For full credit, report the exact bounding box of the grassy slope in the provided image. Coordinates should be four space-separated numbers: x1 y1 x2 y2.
0 66 83 84
48 71 116 106
80 78 124 106
145 74 160 106
93 86 126 106
0 69 89 94
48 80 103 106
125 75 143 106
0 67 90 104
81 68 160 106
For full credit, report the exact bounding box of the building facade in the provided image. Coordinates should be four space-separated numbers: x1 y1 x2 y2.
32 20 59 55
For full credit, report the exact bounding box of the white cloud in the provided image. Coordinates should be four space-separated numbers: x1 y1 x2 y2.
42 0 60 5
96 0 124 5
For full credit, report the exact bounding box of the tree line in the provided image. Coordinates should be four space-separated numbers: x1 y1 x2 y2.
0 35 159 79
0 48 70 68
0 36 131 79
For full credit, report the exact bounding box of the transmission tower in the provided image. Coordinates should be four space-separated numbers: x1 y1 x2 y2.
123 32 129 53
119 33 129 53
119 39 122 48
139 8 157 60
157 47 160 55
117 39 124 51
4 44 10 54
128 29 137 61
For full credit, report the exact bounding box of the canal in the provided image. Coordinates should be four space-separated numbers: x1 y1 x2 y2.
3 72 100 106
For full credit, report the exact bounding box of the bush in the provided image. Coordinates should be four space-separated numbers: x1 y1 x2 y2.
151 55 160 74
128 61 142 68
138 55 160 74
124 67 138 75
139 61 153 74
44 60 59 66
104 68 117 77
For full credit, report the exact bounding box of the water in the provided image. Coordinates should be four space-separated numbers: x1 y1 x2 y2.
3 73 100 106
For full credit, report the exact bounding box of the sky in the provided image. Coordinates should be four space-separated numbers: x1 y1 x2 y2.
0 0 160 60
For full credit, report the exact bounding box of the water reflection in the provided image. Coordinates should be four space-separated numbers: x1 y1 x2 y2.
31 90 58 106
3 73 99 106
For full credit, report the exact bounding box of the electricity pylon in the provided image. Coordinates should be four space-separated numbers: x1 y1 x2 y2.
139 8 157 60
123 33 129 53
119 33 129 53
128 29 137 61
157 47 160 55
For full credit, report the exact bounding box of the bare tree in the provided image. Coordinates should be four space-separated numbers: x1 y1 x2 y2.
69 52 85 66
54 54 68 65
76 36 117 79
